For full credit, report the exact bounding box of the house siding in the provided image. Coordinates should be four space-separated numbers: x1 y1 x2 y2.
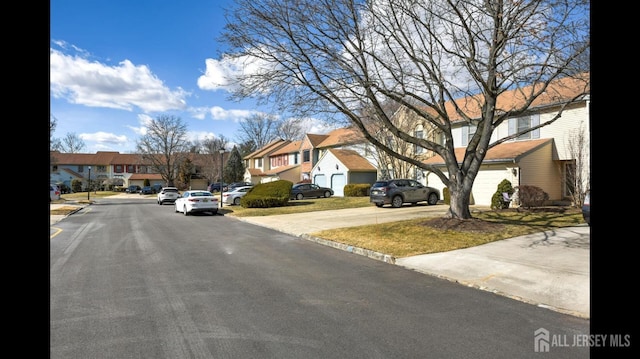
518 141 563 200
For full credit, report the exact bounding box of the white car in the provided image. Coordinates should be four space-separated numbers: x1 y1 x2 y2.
157 187 180 205
174 190 219 215
222 186 253 205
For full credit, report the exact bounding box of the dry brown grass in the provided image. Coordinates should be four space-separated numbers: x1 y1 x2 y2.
310 207 584 257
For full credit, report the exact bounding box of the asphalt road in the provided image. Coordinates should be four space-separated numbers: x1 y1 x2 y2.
50 197 589 358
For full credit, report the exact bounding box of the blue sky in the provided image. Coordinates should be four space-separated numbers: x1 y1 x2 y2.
50 0 333 154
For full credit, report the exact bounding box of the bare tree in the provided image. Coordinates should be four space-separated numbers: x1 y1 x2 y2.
278 118 307 141
235 113 281 149
220 0 590 219
136 115 191 187
50 114 63 152
59 132 87 153
200 135 231 185
564 121 589 206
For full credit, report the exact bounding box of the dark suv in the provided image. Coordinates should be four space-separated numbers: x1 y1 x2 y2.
370 179 440 208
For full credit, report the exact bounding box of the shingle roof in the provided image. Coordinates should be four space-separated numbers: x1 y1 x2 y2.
443 73 589 123
243 139 289 159
316 127 366 148
422 138 552 165
271 140 302 155
329 148 376 171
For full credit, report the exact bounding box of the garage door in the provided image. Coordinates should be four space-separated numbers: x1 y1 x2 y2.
314 174 326 187
331 173 346 196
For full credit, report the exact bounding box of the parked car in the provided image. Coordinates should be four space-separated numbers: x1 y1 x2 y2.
207 182 228 193
151 184 163 193
139 186 155 195
50 184 61 201
290 183 334 200
227 182 253 191
125 185 141 193
174 190 219 215
222 186 253 205
582 190 590 226
370 179 440 208
157 187 180 205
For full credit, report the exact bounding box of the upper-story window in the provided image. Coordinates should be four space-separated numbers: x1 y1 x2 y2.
461 125 477 146
509 114 540 140
127 165 135 173
303 150 310 162
97 165 106 172
78 165 85 173
414 130 424 155
115 165 123 173
293 152 299 164
254 158 262 168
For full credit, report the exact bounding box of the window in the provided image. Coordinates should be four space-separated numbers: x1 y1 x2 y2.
97 165 106 172
303 150 310 162
115 165 123 173
508 115 540 140
293 152 299 164
414 130 424 155
461 125 476 146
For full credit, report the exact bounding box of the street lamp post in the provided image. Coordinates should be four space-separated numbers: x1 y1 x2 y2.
87 166 91 201
218 149 225 207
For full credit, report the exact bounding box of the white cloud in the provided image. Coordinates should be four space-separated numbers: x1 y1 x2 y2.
79 131 129 148
209 106 260 121
50 47 188 113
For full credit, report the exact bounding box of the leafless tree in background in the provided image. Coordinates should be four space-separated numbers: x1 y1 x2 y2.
136 115 191 187
200 135 231 186
220 0 590 219
235 113 282 150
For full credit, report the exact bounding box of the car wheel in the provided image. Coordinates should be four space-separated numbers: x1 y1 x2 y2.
233 197 241 205
391 195 403 208
296 193 303 200
375 203 383 207
324 191 331 198
211 209 218 215
427 192 438 205
184 206 189 216
158 200 162 205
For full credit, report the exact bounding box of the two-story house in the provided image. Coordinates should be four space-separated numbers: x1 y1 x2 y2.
422 75 590 206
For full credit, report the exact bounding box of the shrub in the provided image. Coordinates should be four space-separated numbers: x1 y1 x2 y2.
241 180 293 208
491 179 514 210
516 185 549 208
344 183 371 197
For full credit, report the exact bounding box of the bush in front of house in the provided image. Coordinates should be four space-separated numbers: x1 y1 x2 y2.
241 180 293 208
516 185 549 208
344 183 371 197
491 179 515 210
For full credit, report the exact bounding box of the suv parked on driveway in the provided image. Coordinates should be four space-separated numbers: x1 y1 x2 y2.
370 179 440 208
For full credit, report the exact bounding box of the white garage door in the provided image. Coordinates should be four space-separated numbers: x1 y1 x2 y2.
331 174 346 196
314 174 326 187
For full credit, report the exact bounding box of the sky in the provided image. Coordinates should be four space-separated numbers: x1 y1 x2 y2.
50 0 334 154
